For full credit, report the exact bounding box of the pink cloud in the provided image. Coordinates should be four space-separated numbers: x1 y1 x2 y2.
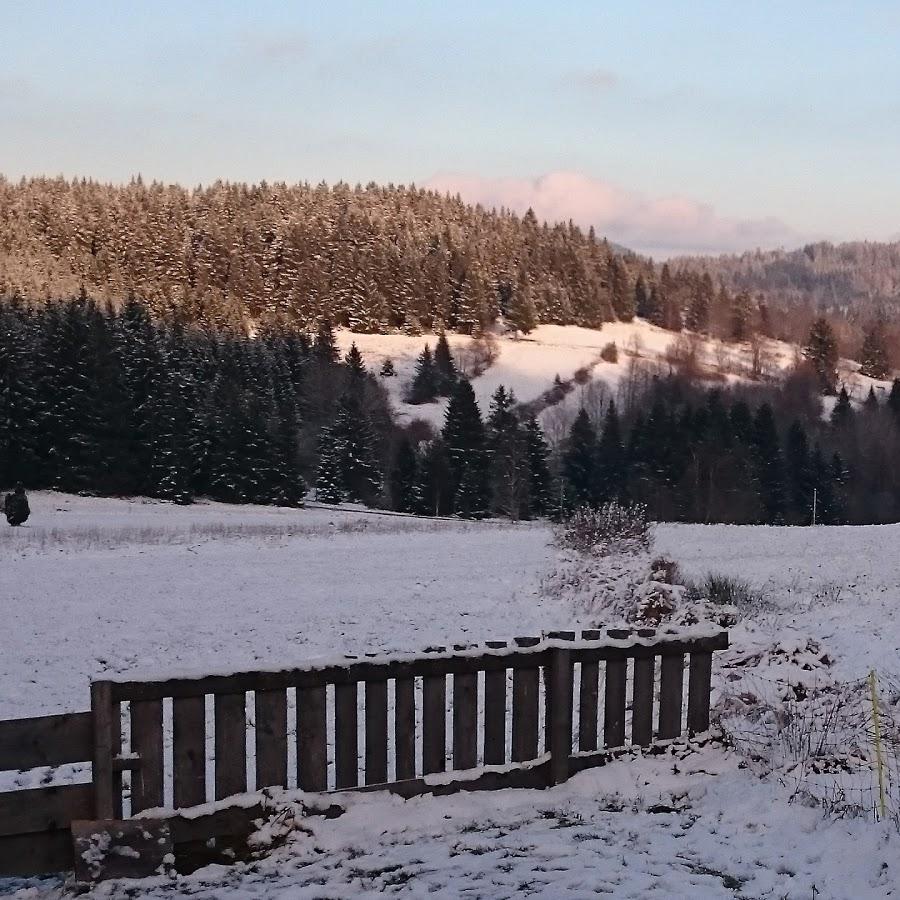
424 171 807 258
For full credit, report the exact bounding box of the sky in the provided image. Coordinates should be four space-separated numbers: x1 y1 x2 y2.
2 0 899 258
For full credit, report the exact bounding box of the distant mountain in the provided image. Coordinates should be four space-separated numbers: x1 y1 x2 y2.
673 241 900 318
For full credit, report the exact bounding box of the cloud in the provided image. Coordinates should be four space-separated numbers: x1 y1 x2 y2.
570 68 618 92
424 171 808 258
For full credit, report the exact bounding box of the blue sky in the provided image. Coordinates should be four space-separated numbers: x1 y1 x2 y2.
2 1 899 256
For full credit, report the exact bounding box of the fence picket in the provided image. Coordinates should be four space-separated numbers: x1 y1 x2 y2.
512 660 540 763
422 674 446 774
603 659 627 748
173 696 206 808
483 641 507 766
687 652 713 735
631 656 655 747
364 681 388 786
297 685 327 791
394 677 416 780
130 700 164 812
658 654 685 739
255 689 288 789
214 693 247 800
452 673 477 770
334 683 359 789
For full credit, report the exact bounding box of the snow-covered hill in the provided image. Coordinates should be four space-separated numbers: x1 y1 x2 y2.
337 320 891 432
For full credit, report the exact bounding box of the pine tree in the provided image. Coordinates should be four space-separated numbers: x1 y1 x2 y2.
864 385 879 412
785 420 813 524
345 342 366 379
609 257 634 321
522 415 553 518
442 379 489 516
804 317 838 394
379 358 395 377
561 408 596 506
314 319 339 364
751 402 785 523
506 272 537 335
317 393 383 504
595 400 625 502
889 378 900 420
487 385 528 518
860 321 889 379
433 333 458 394
408 344 440 404
730 292 753 342
830 385 854 429
0 304 41 486
415 438 453 516
634 275 652 319
388 435 419 512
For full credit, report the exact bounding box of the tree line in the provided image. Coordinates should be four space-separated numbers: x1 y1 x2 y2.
0 294 393 504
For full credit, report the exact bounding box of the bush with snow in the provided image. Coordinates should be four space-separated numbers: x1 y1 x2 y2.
553 502 651 557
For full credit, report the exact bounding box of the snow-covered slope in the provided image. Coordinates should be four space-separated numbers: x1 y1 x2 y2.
337 321 891 431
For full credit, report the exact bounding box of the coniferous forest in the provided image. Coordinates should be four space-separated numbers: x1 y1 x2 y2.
3 178 900 524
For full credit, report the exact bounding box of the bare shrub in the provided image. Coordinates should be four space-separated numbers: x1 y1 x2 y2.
455 334 499 379
600 342 618 363
553 502 652 557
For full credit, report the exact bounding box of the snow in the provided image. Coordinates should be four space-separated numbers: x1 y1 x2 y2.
4 494 900 897
338 320 892 436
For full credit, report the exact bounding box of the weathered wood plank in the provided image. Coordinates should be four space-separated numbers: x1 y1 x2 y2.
0 783 93 838
0 711 93 771
394 677 416 781
214 693 247 800
334 683 358 789
658 653 685 739
422 674 446 775
549 648 573 785
578 660 600 752
482 658 507 766
72 820 172 883
603 659 627 748
130 699 164 813
364 681 388 786
452 672 477 771
511 667 540 762
0 829 73 877
687 651 713 735
255 689 288 789
173 695 206 808
631 656 655 747
297 685 327 791
90 681 117 821
106 633 728 702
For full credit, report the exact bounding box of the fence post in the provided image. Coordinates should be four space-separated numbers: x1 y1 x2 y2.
549 645 573 786
90 681 117 820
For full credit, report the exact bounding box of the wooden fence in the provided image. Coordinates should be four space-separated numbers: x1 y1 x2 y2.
1 627 728 879
0 711 94 876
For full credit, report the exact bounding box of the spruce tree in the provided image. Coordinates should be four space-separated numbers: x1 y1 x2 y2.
730 292 753 342
388 435 419 512
889 378 900 420
415 438 453 516
433 333 458 394
408 344 439 404
314 319 340 364
522 415 553 518
860 321 889 379
487 385 528 518
318 393 382 504
785 420 813 524
804 317 838 394
561 408 596 506
442 379 489 516
830 385 854 429
864 385 879 412
595 400 625 502
751 402 785 523
379 358 395 377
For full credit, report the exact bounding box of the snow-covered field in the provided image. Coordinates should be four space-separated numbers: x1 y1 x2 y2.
3 494 900 898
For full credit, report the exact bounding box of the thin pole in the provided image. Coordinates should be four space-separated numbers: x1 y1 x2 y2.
812 487 817 526
870 670 887 821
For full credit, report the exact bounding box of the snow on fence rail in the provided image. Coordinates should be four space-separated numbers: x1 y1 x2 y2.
0 626 728 880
